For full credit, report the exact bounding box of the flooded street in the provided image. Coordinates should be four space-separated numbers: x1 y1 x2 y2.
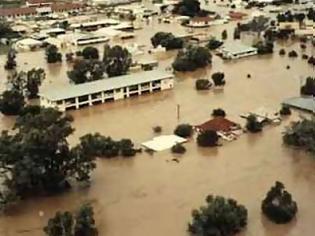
1 9 315 235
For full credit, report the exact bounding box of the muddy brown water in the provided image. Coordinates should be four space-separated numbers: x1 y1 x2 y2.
1 7 315 235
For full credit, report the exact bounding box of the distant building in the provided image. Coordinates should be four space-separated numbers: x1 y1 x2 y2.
39 70 174 111
283 97 315 113
228 11 247 20
0 3 83 19
218 42 257 60
25 0 53 7
187 16 214 28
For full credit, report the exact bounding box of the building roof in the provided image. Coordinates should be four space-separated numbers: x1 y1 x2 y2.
283 96 315 113
40 70 174 101
26 0 52 4
190 16 214 22
196 117 240 132
220 42 257 55
141 135 187 151
0 3 82 17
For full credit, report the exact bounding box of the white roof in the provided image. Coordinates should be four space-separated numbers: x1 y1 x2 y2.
220 42 257 55
141 135 187 151
71 19 120 28
16 38 42 46
40 70 173 101
95 27 121 37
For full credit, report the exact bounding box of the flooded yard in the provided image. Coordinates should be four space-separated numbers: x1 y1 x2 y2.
0 10 315 235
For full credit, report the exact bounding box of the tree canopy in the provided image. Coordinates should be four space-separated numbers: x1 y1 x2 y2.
44 204 98 236
173 0 208 17
0 89 25 115
103 45 132 77
0 107 96 210
246 115 263 133
172 45 212 72
300 77 315 96
45 45 62 63
174 124 193 138
262 181 298 224
197 130 219 147
151 32 184 50
82 47 100 60
188 195 248 236
68 60 105 84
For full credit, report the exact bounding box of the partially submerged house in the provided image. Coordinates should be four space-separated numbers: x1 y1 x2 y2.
141 135 187 152
39 70 174 111
218 42 257 60
241 107 281 124
195 117 242 141
187 16 214 28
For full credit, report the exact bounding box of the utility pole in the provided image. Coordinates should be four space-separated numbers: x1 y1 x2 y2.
177 104 180 122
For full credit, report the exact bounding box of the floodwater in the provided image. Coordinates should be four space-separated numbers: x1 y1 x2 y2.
1 4 315 235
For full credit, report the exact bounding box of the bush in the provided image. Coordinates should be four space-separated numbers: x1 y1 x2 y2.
308 56 315 65
211 72 225 86
288 50 298 58
212 108 226 117
197 130 219 147
255 41 274 55
207 38 223 50
246 115 262 133
262 181 297 224
300 44 306 50
174 124 193 138
279 48 286 56
171 143 186 154
188 195 248 235
45 45 62 63
195 79 212 90
280 105 291 116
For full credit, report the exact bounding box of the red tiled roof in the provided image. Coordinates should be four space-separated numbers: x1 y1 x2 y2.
27 0 52 4
0 7 36 17
196 117 240 132
51 3 83 11
191 16 215 22
229 11 247 19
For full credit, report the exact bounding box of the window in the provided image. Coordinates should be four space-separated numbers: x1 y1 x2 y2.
115 88 121 93
78 95 89 102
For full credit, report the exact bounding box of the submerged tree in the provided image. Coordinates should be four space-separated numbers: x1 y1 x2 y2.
0 107 96 210
300 77 315 96
4 48 17 70
197 130 219 147
44 204 98 236
262 181 298 224
188 195 248 235
171 143 186 154
212 108 226 117
279 105 291 116
221 29 228 40
0 89 25 115
45 45 62 63
26 68 45 98
211 72 225 86
151 32 184 50
82 47 99 60
174 124 193 138
172 45 212 72
283 117 315 154
68 60 105 84
246 115 263 133
207 37 223 50
195 79 212 90
103 45 132 77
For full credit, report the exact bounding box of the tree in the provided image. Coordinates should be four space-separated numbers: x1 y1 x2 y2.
246 115 263 133
0 21 13 39
79 133 137 158
44 204 98 236
82 47 99 60
195 79 212 90
300 77 315 96
0 90 25 115
212 108 226 117
188 195 248 235
172 45 212 72
279 105 291 116
26 68 45 98
171 143 186 154
211 72 225 86
255 40 274 54
221 29 228 40
279 48 286 55
0 108 96 210
151 32 184 50
4 48 16 70
68 60 106 84
172 0 204 17
174 124 193 138
103 45 132 77
197 130 219 147
45 45 62 63
207 38 223 50
283 118 315 154
262 181 297 224
288 50 298 58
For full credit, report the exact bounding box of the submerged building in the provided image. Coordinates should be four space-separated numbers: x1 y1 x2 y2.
40 70 174 111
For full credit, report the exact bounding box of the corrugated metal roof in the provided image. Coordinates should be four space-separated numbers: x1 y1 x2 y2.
221 42 257 55
283 96 315 113
40 70 174 101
